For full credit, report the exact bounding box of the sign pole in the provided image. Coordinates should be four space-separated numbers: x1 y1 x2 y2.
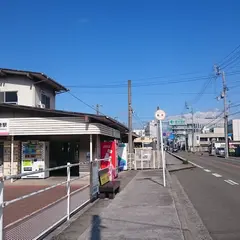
159 119 166 187
155 109 166 187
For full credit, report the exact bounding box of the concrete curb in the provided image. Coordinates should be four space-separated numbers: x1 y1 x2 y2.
168 165 196 173
167 151 189 164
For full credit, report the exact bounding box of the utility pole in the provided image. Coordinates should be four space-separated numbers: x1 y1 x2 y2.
96 104 102 115
186 102 194 152
128 80 133 155
215 66 229 158
156 106 160 151
191 107 195 152
222 71 229 158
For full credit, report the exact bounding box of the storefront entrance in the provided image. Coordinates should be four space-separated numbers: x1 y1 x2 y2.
50 141 80 176
0 142 3 166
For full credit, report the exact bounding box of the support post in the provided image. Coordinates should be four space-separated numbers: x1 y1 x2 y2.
191 108 195 152
222 71 229 158
66 162 71 221
0 180 3 240
214 66 229 158
128 80 133 155
89 134 93 200
10 136 14 183
160 120 166 187
157 106 160 151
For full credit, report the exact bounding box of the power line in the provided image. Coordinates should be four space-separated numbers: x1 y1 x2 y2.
66 75 211 88
191 76 216 104
203 111 224 128
132 111 145 129
221 53 240 70
67 91 106 115
74 91 217 96
229 111 240 117
218 44 240 67
65 70 240 89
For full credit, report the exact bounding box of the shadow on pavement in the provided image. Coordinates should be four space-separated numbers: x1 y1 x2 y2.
136 177 164 187
91 215 102 240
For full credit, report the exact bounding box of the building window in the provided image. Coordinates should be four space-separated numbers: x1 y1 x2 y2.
0 91 18 104
41 93 50 109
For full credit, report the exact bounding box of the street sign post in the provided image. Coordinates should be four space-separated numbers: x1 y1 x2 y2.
155 109 166 187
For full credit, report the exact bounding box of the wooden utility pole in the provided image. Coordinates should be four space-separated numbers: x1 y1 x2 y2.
215 66 229 158
191 107 195 152
222 71 229 158
128 80 133 154
96 104 102 115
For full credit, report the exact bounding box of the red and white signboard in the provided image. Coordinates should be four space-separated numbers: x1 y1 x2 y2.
100 140 118 180
0 119 9 135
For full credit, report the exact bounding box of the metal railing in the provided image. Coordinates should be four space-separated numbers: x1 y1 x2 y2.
0 160 98 240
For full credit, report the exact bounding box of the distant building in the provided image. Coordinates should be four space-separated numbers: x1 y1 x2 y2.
133 129 145 137
144 120 169 138
187 127 225 151
145 120 157 137
228 119 240 141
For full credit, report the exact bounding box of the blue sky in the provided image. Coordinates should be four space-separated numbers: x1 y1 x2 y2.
1 0 240 128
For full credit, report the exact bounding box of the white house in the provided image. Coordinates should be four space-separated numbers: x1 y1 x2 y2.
0 68 67 109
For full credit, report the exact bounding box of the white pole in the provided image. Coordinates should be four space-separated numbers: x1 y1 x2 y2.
66 162 70 221
90 135 93 163
0 181 3 240
89 135 93 200
160 120 166 187
10 136 14 183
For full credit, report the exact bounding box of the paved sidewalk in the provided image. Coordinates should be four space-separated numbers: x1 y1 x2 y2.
78 170 184 240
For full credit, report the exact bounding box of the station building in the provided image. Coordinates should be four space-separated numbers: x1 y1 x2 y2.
0 68 129 177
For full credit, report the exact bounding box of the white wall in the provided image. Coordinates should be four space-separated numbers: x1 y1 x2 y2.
213 128 224 134
0 76 56 109
35 85 55 109
0 76 35 107
233 120 240 141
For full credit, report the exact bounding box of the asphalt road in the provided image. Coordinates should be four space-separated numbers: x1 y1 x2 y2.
173 152 240 240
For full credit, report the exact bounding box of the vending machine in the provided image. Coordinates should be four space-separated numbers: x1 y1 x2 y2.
21 141 50 179
100 140 118 180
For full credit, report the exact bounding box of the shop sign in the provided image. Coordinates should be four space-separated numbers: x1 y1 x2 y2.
0 119 9 135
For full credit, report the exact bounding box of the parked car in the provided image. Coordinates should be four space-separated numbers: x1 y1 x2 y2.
216 147 225 156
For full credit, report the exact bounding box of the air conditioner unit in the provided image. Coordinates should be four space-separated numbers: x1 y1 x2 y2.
38 103 45 108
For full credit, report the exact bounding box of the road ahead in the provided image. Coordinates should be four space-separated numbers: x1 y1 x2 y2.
173 152 240 240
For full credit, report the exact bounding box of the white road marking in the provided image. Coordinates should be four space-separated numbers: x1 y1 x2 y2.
204 169 211 172
212 173 222 178
227 179 239 185
224 180 235 185
224 179 239 185
188 160 204 169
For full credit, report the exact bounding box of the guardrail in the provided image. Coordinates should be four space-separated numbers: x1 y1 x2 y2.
0 158 109 240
